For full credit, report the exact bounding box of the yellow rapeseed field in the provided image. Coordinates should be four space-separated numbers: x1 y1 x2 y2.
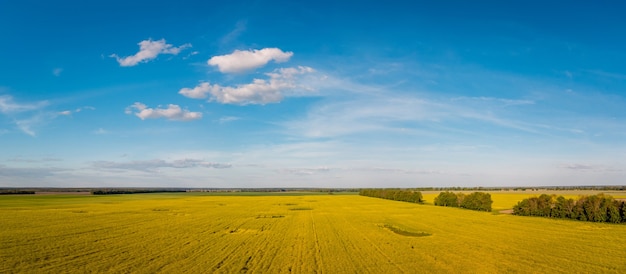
1 192 625 273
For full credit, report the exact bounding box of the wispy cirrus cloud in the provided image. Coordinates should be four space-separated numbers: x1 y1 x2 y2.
92 159 232 172
0 95 51 136
52 68 63 77
6 157 62 163
560 163 623 172
220 20 247 46
110 39 191 67
125 102 202 121
278 166 331 176
57 106 95 116
207 48 293 73
179 66 315 105
0 95 48 114
218 116 240 124
0 164 66 179
92 128 109 135
450 96 535 107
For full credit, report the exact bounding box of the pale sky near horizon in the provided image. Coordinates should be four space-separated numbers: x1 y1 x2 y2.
1 1 625 188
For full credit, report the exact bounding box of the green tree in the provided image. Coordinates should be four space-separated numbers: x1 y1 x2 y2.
513 199 530 216
460 192 492 212
434 191 458 207
552 196 567 218
607 200 622 223
536 194 554 217
620 201 626 222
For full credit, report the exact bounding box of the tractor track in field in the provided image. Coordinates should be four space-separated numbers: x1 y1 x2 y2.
309 210 324 273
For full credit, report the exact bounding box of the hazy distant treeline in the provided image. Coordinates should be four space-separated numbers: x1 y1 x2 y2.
434 191 493 212
91 189 187 195
359 189 423 203
0 190 35 195
513 194 626 223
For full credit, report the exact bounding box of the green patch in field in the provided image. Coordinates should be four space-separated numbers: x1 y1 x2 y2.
289 207 313 211
256 214 285 219
381 224 431 237
152 208 170 212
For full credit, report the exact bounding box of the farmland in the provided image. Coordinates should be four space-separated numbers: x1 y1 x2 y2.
2 192 626 273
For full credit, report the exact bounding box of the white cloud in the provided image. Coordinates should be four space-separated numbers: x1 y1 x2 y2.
0 95 48 114
208 48 293 73
58 106 95 117
93 128 108 135
7 157 62 163
218 116 240 123
53 68 63 77
560 163 622 172
179 66 315 105
126 102 202 121
110 39 191 67
75 106 95 112
220 20 247 46
0 95 51 136
92 159 232 172
15 119 37 136
177 83 214 99
451 96 535 107
278 166 331 176
0 164 65 178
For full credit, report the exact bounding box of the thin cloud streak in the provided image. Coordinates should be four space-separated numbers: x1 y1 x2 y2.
92 159 232 172
0 95 48 114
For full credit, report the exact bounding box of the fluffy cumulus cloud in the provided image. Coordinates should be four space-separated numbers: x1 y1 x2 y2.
125 102 202 121
92 159 231 172
179 66 314 105
207 48 293 73
111 39 191 67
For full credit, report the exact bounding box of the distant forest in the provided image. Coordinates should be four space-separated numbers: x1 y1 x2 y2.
1 185 625 195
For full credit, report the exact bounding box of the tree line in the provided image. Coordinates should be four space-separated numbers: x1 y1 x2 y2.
513 194 626 223
434 191 493 212
359 189 423 203
91 189 187 195
0 190 35 195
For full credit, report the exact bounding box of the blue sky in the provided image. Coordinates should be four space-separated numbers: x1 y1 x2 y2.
1 1 625 188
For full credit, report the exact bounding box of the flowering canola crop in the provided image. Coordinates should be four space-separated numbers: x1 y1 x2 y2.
1 193 626 273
